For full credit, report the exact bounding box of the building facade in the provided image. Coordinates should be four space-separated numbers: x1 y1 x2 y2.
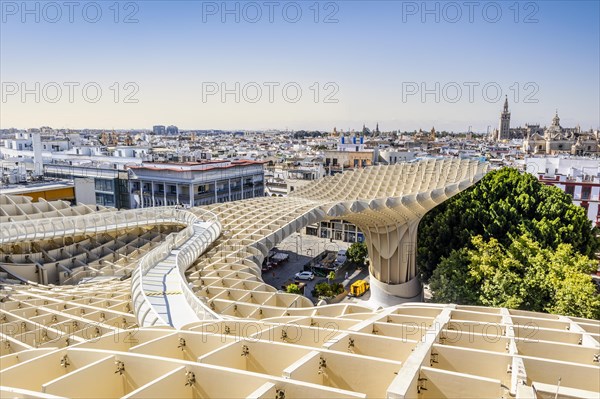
43 164 130 208
264 161 325 197
128 160 265 208
152 125 166 135
305 219 365 243
491 99 599 155
522 113 599 156
166 125 179 135
324 135 374 173
525 156 600 227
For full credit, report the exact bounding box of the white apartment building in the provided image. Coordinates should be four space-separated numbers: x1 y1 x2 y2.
525 156 600 226
378 149 417 164
265 161 325 196
2 131 71 152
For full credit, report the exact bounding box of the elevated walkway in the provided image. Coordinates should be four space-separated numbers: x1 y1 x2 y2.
142 223 217 328
130 213 222 328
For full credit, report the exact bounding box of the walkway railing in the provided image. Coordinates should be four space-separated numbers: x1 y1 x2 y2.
129 208 222 327
175 211 222 321
0 207 185 244
1 204 222 326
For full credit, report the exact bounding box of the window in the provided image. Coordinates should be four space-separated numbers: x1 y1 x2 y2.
95 193 115 207
305 226 318 236
565 185 575 196
582 186 591 200
95 179 114 192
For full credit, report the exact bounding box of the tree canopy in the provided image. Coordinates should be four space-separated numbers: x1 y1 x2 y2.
419 167 600 319
429 234 600 319
346 242 368 266
286 283 302 295
418 167 599 282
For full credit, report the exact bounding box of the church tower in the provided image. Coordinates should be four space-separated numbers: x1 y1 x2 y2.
498 96 511 140
551 110 560 127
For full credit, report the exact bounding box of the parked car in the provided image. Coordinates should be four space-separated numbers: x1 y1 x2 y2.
336 249 347 265
294 271 315 281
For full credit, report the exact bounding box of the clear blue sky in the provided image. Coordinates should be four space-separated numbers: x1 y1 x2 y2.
1 0 598 132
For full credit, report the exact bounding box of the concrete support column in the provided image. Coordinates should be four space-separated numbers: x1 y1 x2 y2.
151 182 155 207
363 218 423 306
139 180 144 208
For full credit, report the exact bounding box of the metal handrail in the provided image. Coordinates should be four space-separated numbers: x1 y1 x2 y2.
129 207 222 326
174 210 222 320
0 207 186 245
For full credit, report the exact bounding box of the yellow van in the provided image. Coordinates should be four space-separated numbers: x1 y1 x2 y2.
349 280 370 297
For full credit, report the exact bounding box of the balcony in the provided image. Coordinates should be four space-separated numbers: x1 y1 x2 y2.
195 191 215 199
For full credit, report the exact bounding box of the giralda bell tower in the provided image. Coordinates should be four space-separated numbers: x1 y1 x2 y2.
498 95 511 140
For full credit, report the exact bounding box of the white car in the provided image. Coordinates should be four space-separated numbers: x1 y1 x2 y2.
295 271 315 281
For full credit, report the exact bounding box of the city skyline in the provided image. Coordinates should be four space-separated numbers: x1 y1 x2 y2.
1 102 597 134
1 1 599 131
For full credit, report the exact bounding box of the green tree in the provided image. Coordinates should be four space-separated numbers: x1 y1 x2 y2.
550 268 600 319
430 234 600 319
286 283 302 295
312 282 345 298
312 282 333 298
327 271 336 284
428 248 479 305
347 242 368 266
418 167 599 282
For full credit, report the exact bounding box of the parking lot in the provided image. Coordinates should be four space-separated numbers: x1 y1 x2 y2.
261 233 370 304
